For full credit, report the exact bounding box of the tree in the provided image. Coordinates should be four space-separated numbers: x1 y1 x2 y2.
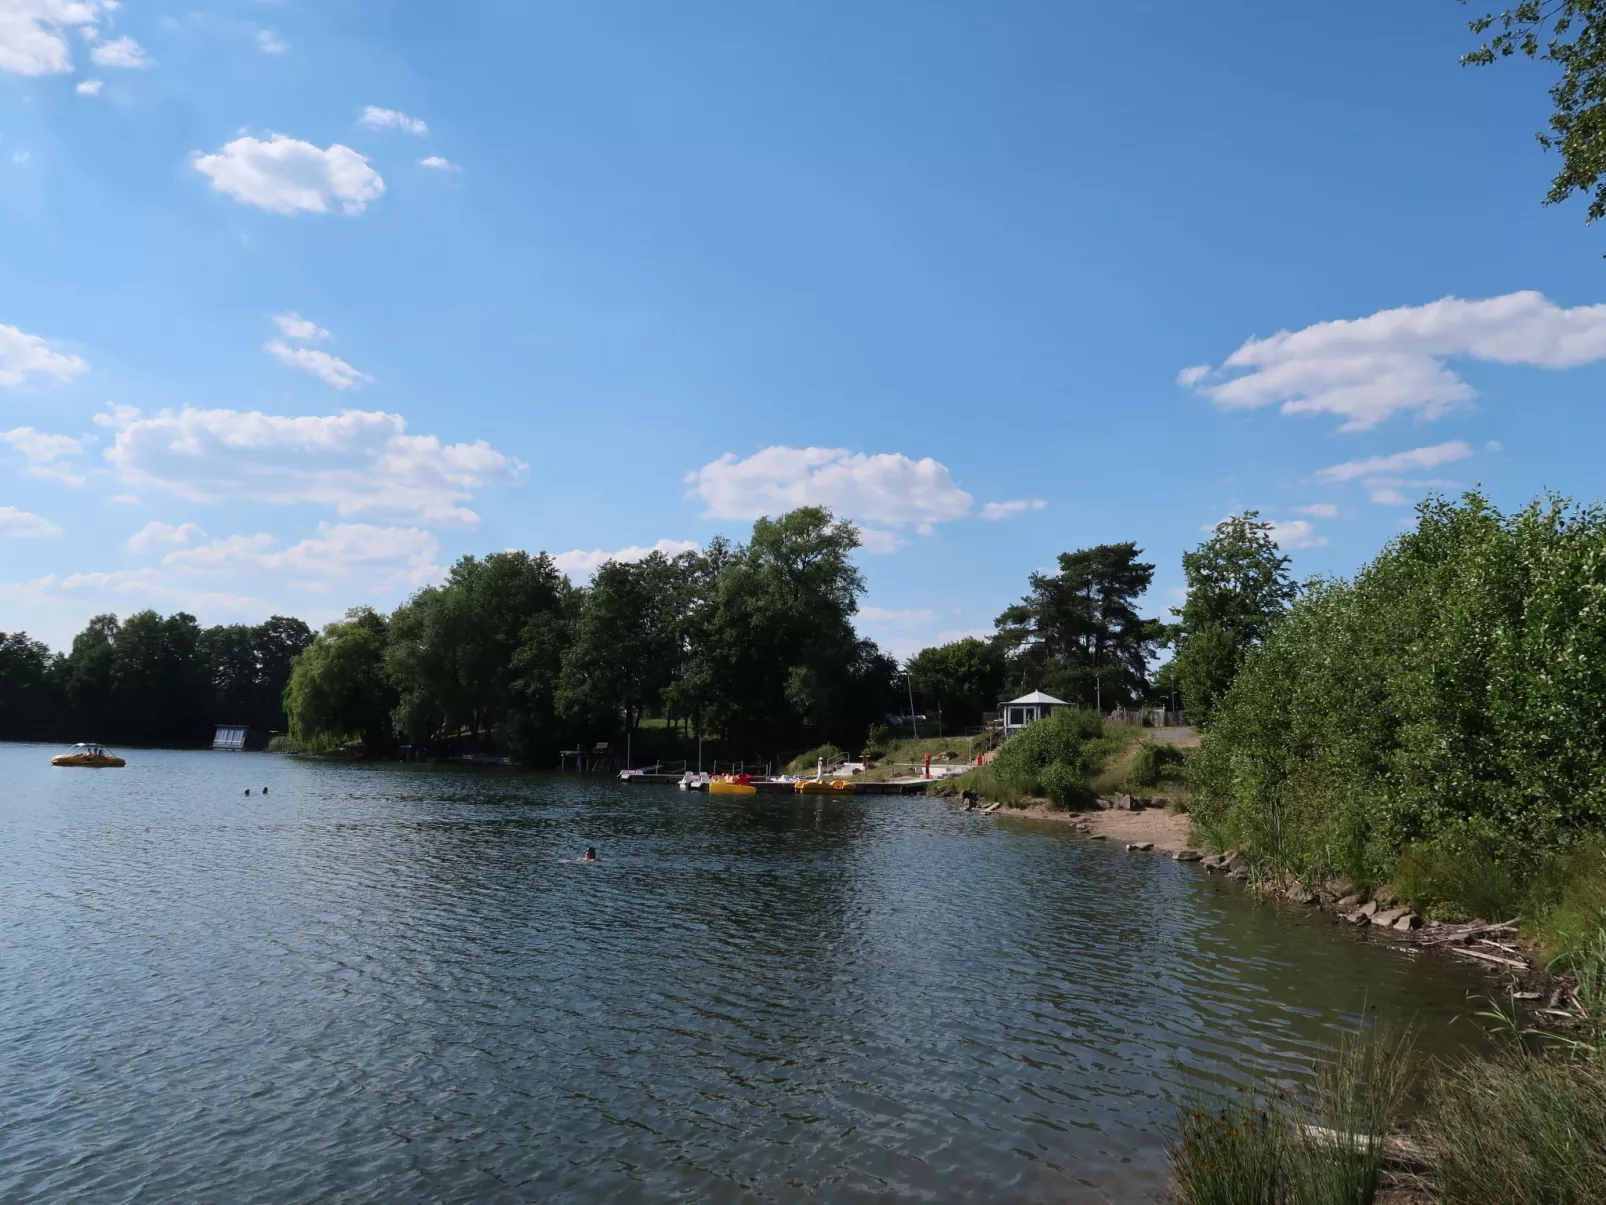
0 632 64 741
110 610 208 746
1169 511 1296 721
995 542 1162 708
906 637 1008 729
284 608 397 751
1462 1 1606 226
62 614 120 741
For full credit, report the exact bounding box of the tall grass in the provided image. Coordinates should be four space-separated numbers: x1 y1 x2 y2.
1168 1025 1413 1205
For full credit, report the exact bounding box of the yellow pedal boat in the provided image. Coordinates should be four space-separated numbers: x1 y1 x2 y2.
794 779 854 795
708 777 757 795
51 743 126 768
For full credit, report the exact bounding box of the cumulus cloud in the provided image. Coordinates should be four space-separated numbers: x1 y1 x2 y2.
0 322 88 387
1314 441 1474 482
97 404 522 527
124 520 205 553
255 28 286 53
88 34 149 68
29 568 268 614
359 106 427 135
264 341 370 389
162 522 441 589
1206 515 1326 550
75 77 100 94
979 498 1047 521
1 426 85 484
0 505 61 537
418 155 457 171
0 0 114 75
272 312 329 341
1181 291 1606 431
552 538 700 580
1292 503 1339 518
192 135 385 216
689 446 973 532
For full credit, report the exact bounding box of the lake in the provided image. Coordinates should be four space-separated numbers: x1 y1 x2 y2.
0 745 1494 1203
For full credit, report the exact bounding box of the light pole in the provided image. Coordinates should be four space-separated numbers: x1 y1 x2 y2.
905 669 919 740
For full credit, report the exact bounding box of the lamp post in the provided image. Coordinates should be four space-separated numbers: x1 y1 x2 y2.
905 669 919 740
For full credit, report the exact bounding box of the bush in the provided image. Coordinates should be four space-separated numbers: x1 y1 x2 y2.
786 744 845 775
1037 761 1086 810
863 724 893 759
1129 740 1185 787
992 708 1101 790
1393 842 1522 923
1192 492 1606 890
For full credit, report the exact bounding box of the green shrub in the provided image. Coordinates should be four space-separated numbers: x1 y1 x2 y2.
1037 761 1086 809
863 724 893 759
1192 492 1606 889
992 708 1101 791
1394 842 1521 923
1129 740 1185 787
786 743 845 775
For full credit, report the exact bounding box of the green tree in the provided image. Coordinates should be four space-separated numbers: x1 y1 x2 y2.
62 614 120 741
0 631 64 741
1169 511 1296 721
995 542 1162 709
110 610 208 746
1462 1 1606 225
906 636 1008 729
387 551 571 748
284 608 397 752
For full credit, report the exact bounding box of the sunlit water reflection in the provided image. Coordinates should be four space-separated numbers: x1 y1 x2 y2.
0 745 1493 1202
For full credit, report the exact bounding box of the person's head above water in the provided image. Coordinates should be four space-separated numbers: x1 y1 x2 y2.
583 846 597 861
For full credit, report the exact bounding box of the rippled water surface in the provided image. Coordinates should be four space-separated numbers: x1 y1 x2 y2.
0 745 1494 1203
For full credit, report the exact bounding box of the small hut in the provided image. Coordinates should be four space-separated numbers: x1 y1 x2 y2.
999 690 1068 738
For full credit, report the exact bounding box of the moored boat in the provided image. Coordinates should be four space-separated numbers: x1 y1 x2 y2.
51 743 126 768
794 779 855 795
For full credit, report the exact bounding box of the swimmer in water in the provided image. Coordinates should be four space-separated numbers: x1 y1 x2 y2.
262 786 268 795
243 788 251 797
582 846 598 862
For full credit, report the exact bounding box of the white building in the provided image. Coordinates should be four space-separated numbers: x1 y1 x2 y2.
999 690 1069 737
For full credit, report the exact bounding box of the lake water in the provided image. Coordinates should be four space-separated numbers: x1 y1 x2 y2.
0 745 1496 1203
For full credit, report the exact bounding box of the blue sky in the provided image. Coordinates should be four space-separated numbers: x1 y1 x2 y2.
2 1 1604 657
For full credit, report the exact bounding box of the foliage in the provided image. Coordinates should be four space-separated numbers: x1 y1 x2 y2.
1129 740 1187 788
905 637 1008 730
283 608 397 752
1392 844 1522 923
994 542 1163 709
1426 1054 1606 1204
990 708 1104 804
0 612 309 747
1168 1024 1413 1205
1462 0 1606 226
1191 492 1606 891
1170 511 1295 721
786 744 846 774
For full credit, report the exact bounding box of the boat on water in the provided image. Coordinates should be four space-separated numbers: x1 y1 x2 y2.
794 778 854 795
708 774 757 796
51 743 126 768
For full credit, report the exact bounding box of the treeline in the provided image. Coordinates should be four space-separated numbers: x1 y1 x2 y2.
0 506 1179 761
1191 492 1606 919
0 613 312 747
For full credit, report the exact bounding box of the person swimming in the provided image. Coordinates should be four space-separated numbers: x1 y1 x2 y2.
582 846 598 862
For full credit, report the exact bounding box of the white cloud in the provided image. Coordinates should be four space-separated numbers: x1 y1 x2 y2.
163 522 441 589
0 322 87 387
1292 503 1339 518
88 33 148 68
689 446 973 530
552 538 700 580
1265 519 1326 549
1 425 85 484
979 498 1047 521
10 150 28 165
1182 291 1606 431
0 0 113 76
359 105 427 136
272 312 329 342
1315 441 1474 482
0 505 60 537
1205 516 1327 550
418 155 457 171
858 606 937 624
192 134 385 216
97 404 522 528
124 520 205 553
856 528 906 555
30 568 268 614
74 76 99 93
1176 364 1209 388
255 28 286 53
264 340 370 389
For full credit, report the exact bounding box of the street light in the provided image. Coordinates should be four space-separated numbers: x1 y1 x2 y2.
904 669 919 740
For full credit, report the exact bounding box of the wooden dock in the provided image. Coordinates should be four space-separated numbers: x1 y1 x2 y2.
623 774 927 796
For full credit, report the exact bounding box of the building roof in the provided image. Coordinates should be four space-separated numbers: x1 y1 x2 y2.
1003 690 1068 706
